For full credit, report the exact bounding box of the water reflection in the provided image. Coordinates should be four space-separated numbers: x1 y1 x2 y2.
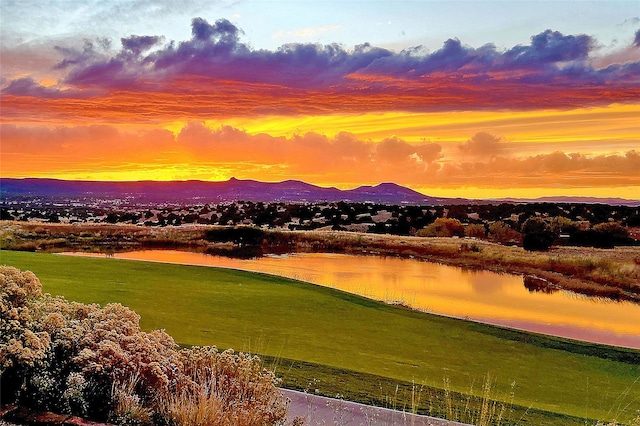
60 250 640 348
468 273 505 296
523 275 559 294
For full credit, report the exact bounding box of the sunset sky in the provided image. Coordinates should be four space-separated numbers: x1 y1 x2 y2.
1 0 639 199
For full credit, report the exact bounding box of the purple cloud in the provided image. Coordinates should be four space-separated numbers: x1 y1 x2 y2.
121 35 163 55
50 18 640 90
3 17 639 113
506 30 593 64
191 17 241 44
0 77 81 98
54 39 107 70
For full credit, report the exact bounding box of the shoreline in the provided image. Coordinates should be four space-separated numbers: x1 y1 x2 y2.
56 249 640 350
2 221 638 303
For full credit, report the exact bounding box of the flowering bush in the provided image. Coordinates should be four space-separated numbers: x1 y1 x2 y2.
0 266 288 425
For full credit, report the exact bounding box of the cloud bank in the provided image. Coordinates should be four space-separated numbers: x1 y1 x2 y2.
2 123 638 189
2 18 639 122
1 17 638 196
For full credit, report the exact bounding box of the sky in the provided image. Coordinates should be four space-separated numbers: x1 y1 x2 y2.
1 0 639 199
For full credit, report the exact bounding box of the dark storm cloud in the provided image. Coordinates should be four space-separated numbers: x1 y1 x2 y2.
504 30 593 64
191 17 242 43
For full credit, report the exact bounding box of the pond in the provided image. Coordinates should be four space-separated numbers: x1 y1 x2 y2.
61 250 640 349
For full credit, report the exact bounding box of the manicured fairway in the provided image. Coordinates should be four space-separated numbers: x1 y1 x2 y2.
2 250 639 424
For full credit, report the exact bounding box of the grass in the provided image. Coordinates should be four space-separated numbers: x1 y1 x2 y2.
1 250 639 425
261 354 603 426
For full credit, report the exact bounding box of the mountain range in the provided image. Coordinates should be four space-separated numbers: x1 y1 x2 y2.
1 178 638 207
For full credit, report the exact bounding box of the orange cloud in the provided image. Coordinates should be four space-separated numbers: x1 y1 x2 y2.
437 150 640 188
0 123 441 183
458 132 505 158
2 19 639 199
2 123 639 198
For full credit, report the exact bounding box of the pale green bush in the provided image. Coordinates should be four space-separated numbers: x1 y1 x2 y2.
0 266 50 371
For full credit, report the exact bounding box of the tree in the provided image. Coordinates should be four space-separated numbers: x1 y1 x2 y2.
548 216 578 234
570 222 632 248
0 208 14 220
105 212 119 224
522 217 557 251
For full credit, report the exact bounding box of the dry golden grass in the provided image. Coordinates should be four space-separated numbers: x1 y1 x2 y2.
2 221 639 302
285 230 640 301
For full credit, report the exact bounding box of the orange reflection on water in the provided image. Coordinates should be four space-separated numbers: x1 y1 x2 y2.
61 250 640 348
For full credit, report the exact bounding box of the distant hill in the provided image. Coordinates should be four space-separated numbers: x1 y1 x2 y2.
0 177 447 205
494 196 640 207
1 178 638 206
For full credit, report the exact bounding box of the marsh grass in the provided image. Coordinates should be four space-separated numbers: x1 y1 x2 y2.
3 221 638 301
412 374 516 425
598 375 640 426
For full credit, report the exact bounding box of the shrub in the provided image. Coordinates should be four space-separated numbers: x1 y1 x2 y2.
459 242 482 253
0 266 51 404
0 266 288 425
204 226 266 245
464 224 487 239
487 221 522 245
164 347 287 426
417 218 465 238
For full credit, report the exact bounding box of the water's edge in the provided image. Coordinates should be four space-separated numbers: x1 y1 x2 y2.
57 250 640 349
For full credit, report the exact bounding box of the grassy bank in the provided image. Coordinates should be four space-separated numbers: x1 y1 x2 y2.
259 354 609 426
1 250 638 425
1 221 639 302
287 230 640 302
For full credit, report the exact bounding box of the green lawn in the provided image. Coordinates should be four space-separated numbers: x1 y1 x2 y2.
2 250 639 425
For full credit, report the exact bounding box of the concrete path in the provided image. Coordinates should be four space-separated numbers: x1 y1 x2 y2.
1 391 470 426
282 389 471 426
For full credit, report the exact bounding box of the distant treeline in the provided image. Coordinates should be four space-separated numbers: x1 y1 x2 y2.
2 200 639 250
